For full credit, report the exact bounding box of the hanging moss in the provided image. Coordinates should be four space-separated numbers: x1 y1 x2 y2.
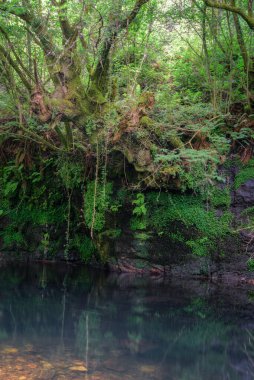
84 181 113 232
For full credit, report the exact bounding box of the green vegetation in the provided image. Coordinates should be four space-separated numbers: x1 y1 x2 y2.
235 159 254 189
247 258 254 271
0 0 253 265
84 181 113 233
130 193 147 231
145 192 233 256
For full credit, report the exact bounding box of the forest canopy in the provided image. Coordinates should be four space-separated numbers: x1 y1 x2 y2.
0 0 253 122
1 1 253 170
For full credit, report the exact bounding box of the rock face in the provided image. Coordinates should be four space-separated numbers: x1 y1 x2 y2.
232 179 254 214
232 178 254 250
108 231 239 278
106 166 254 280
1 165 254 282
107 229 253 282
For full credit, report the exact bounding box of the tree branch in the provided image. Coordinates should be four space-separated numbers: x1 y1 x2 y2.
0 26 35 85
119 0 150 29
0 3 59 59
52 0 75 42
193 0 226 55
0 45 32 91
203 0 254 29
92 0 150 91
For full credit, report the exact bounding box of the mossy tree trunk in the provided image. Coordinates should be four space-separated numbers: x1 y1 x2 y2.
231 1 254 110
0 0 149 124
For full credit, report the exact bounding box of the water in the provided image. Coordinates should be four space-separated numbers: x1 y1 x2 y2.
0 263 253 379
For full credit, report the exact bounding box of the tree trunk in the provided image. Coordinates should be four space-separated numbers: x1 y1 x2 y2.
232 2 254 110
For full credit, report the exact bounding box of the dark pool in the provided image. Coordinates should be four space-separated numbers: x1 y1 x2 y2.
0 263 253 379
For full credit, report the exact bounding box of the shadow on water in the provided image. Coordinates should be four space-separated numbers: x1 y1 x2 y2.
0 262 254 379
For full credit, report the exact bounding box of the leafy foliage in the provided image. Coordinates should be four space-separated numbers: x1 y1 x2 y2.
146 192 233 256
71 235 96 263
84 181 113 232
130 193 147 231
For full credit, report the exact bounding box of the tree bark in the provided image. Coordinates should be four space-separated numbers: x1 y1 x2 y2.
90 0 150 98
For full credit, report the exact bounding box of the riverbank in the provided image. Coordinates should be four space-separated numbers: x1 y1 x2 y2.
1 247 254 286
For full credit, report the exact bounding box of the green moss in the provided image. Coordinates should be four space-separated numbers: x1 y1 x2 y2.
100 228 122 238
186 237 211 257
160 165 180 176
71 235 96 263
130 218 147 231
247 258 254 271
50 98 79 118
123 148 135 164
145 192 233 256
209 187 231 208
133 163 149 173
140 116 154 128
134 232 151 241
95 234 111 263
138 92 154 105
169 232 185 243
0 160 73 254
87 82 107 105
235 159 254 189
168 134 184 149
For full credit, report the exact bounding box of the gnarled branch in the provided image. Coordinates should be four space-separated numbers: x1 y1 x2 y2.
0 45 32 91
0 3 59 59
203 0 254 29
92 0 150 92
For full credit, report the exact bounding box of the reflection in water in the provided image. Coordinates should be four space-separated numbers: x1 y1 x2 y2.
0 263 253 379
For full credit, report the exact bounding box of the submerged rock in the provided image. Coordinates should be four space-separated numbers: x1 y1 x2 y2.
69 365 88 372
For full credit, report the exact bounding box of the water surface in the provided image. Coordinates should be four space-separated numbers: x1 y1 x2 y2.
0 263 253 379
